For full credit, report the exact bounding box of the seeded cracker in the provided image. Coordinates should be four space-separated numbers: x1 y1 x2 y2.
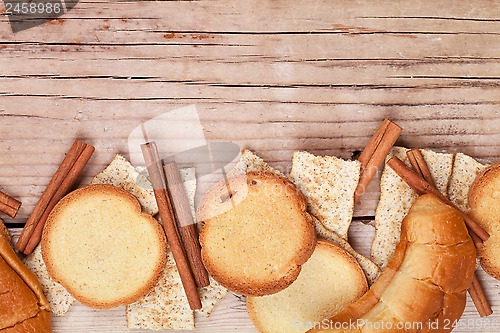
371 147 454 270
448 152 488 211
227 149 286 178
289 151 361 239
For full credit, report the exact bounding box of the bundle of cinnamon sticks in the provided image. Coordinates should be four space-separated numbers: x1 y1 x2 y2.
356 119 492 318
388 149 492 317
16 140 95 255
141 142 209 310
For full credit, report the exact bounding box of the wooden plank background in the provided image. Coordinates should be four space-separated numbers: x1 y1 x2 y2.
1 0 499 332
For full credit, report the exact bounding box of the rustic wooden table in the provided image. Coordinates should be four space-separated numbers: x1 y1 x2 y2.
1 1 499 332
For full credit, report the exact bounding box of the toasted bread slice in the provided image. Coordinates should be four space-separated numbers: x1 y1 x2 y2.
371 147 454 269
42 184 167 309
198 172 316 296
247 239 368 333
469 162 500 279
289 151 361 239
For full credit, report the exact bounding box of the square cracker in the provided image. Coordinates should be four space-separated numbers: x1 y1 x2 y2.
289 151 361 239
371 147 454 270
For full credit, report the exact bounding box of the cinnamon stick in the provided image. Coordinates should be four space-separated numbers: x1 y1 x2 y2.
406 149 492 317
164 161 210 288
387 156 490 242
141 142 202 310
354 119 402 204
0 191 21 218
406 149 437 188
469 274 493 317
16 140 95 254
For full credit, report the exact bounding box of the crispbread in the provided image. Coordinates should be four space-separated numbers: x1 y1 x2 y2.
42 184 167 309
198 172 316 296
91 154 158 215
371 147 454 269
469 162 500 279
23 245 76 316
313 217 380 285
247 240 368 333
289 151 361 239
448 152 488 211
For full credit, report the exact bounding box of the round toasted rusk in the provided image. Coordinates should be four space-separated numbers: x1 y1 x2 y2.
198 171 316 296
42 184 166 309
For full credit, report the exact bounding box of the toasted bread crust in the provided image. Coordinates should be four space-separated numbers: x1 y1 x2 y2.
42 184 167 309
198 172 316 296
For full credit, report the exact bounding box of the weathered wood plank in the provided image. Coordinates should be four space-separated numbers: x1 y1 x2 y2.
0 0 499 331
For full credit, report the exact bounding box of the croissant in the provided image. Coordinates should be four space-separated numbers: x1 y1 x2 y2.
308 194 476 333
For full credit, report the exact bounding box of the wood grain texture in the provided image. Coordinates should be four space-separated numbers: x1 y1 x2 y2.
1 0 499 331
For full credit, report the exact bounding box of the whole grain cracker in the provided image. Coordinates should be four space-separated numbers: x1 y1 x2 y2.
227 149 285 178
289 151 361 239
371 147 454 270
127 245 195 330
